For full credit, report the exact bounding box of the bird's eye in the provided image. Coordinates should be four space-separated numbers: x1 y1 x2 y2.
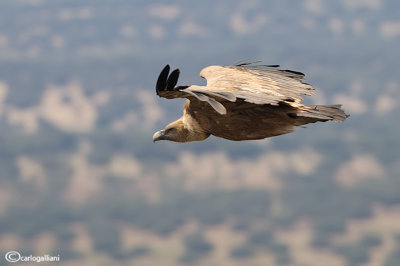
166 128 176 134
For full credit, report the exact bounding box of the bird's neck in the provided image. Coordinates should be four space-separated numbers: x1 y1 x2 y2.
181 113 209 142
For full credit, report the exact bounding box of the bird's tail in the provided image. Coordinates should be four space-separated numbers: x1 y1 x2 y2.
298 104 349 122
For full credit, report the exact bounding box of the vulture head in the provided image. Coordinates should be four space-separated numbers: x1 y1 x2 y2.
153 118 210 143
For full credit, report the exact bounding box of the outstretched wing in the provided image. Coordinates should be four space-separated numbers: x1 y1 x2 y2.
155 63 316 115
199 62 315 105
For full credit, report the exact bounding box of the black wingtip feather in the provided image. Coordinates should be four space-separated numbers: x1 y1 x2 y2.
156 65 170 92
233 60 280 68
283 69 305 77
166 69 180 91
234 60 261 66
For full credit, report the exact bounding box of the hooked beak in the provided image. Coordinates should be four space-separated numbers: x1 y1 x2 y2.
152 130 166 143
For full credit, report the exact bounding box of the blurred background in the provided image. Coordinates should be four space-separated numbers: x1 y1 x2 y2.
0 0 399 265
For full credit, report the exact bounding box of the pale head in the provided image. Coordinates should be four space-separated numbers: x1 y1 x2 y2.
153 117 209 143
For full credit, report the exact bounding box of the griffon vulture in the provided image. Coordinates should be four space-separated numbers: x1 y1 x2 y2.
153 62 348 143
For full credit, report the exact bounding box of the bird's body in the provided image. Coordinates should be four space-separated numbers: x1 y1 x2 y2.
186 100 312 141
153 62 349 143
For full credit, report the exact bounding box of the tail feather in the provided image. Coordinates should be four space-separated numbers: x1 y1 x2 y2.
298 104 349 122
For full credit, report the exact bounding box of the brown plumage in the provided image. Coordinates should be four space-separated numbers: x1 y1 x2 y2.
153 62 349 143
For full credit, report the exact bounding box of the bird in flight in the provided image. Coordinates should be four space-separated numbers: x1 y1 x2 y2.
153 62 349 143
